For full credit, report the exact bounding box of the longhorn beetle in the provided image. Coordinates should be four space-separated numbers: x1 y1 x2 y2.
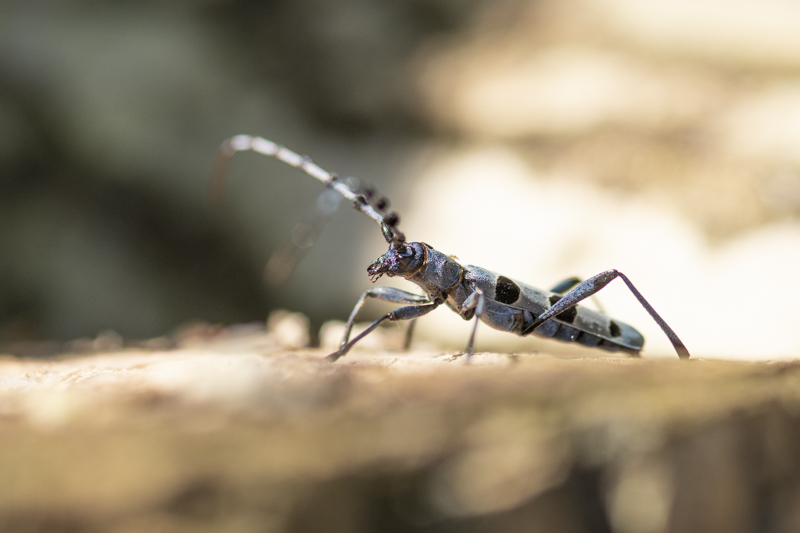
211 135 690 361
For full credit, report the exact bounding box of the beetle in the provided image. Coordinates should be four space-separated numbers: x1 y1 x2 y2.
211 135 690 361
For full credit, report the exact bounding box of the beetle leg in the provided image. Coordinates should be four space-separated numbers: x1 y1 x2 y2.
327 301 440 362
339 287 430 350
529 270 689 359
549 277 582 294
550 277 606 314
403 318 417 351
460 288 485 363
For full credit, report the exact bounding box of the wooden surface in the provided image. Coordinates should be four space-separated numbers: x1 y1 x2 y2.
2 322 799 533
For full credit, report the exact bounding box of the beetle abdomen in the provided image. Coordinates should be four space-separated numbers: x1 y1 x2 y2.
530 316 642 356
462 265 644 355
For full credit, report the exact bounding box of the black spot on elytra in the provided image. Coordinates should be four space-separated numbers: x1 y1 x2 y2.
495 276 520 304
609 320 621 337
549 295 577 323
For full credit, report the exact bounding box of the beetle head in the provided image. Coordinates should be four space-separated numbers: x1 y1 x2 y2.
367 242 424 282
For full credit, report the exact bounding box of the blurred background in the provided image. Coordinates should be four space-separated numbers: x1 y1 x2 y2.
2 0 800 359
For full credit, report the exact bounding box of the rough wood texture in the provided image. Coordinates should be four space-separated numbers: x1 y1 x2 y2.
2 324 799 533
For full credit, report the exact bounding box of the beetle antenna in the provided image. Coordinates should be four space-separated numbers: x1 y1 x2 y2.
210 135 407 249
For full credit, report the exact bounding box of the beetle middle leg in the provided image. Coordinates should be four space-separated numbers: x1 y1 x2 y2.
528 270 690 359
459 288 485 363
327 300 440 362
403 318 417 350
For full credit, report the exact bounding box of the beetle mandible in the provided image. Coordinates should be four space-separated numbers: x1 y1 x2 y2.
211 135 690 361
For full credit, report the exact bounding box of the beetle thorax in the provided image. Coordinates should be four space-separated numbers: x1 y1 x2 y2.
407 244 463 300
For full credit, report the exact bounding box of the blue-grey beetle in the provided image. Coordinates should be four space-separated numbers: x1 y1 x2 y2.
211 135 689 361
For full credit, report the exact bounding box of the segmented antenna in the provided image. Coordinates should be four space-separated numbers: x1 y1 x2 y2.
210 135 406 250
263 186 345 284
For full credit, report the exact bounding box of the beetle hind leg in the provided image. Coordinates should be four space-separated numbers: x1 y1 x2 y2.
550 277 606 313
550 277 582 294
529 270 689 359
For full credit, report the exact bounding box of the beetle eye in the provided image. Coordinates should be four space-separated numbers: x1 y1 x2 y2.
397 247 414 265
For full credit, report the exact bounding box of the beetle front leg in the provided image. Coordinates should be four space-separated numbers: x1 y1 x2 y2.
327 301 440 362
460 288 485 363
339 287 430 350
528 270 690 359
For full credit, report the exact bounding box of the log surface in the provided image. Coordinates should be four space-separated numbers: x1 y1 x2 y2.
1 327 799 533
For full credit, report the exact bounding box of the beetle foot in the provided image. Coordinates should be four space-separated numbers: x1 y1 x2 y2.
326 350 346 362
